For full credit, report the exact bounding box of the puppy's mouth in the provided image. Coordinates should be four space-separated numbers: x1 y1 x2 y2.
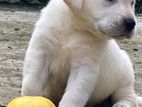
96 20 136 39
111 32 133 39
100 30 134 39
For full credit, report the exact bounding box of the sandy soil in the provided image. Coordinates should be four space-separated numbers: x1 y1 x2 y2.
0 4 142 106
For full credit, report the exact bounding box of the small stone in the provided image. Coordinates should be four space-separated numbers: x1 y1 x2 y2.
14 28 20 31
133 48 139 51
11 10 15 12
8 46 12 49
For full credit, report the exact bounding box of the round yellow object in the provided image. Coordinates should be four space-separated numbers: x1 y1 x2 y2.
7 96 55 107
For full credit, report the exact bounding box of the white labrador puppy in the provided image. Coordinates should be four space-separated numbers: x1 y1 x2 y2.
22 0 142 107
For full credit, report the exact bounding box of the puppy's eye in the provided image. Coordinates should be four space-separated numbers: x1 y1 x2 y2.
104 0 116 6
131 1 134 6
106 0 116 3
107 0 114 2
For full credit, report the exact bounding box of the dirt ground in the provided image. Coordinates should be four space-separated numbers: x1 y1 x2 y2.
0 3 142 106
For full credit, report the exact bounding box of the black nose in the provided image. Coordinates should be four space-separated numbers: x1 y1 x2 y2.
124 18 136 32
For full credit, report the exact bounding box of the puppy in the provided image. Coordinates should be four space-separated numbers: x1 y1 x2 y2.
22 0 142 107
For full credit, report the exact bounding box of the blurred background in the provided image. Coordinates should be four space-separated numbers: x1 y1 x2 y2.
0 0 141 13
136 0 142 13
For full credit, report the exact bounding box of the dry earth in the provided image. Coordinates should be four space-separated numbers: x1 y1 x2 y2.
0 3 142 106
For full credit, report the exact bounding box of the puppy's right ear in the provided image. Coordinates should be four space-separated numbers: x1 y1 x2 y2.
64 0 84 12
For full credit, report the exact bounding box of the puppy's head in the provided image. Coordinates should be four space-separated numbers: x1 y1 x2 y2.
64 0 136 39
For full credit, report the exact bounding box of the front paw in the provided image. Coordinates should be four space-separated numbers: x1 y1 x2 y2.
113 102 130 107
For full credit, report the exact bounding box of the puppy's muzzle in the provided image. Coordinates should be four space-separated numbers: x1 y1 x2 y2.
115 18 136 38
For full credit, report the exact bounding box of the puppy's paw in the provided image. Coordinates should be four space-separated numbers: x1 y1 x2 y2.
112 102 130 107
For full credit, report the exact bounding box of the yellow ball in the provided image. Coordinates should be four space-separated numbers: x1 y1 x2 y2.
7 96 55 107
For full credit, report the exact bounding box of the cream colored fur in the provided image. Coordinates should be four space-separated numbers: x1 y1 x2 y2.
22 0 142 107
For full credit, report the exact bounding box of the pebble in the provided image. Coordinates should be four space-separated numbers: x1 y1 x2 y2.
14 28 20 31
133 48 139 51
8 46 12 49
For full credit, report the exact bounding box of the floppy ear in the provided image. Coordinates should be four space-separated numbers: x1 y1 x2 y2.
64 0 84 12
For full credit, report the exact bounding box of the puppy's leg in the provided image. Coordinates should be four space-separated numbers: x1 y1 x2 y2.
22 37 49 96
59 63 99 107
112 86 138 107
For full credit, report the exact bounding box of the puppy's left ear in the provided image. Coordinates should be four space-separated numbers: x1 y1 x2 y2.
64 0 84 12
